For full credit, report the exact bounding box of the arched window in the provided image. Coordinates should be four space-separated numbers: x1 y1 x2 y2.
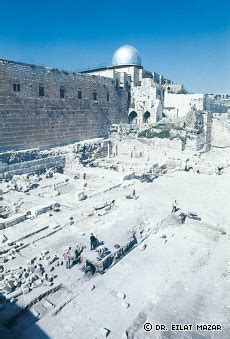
128 111 138 124
143 111 150 123
60 86 65 98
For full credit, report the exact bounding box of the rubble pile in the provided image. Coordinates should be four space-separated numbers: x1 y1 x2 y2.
0 250 61 303
0 116 229 338
109 123 141 138
11 174 38 193
0 234 7 243
0 204 11 219
63 140 110 177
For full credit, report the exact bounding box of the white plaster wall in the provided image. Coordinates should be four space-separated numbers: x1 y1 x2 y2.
113 65 141 86
164 93 204 117
163 107 179 119
85 69 114 78
85 66 142 86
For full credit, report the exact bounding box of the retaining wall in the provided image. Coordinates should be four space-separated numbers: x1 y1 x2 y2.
0 59 128 151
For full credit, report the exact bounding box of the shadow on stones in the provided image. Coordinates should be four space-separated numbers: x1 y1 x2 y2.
0 292 50 339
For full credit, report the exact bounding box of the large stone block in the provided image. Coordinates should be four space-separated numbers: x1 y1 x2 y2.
0 213 27 230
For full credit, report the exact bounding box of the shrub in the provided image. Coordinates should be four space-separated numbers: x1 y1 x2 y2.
138 129 171 139
154 123 184 131
138 130 148 138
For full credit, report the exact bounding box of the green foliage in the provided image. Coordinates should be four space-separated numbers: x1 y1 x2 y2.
154 123 184 131
138 130 148 138
138 129 171 139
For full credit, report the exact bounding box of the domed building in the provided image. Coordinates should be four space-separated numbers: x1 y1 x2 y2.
81 44 144 86
0 44 205 154
112 45 141 67
81 44 185 124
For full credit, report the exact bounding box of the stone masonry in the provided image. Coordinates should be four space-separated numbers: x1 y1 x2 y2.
0 60 128 151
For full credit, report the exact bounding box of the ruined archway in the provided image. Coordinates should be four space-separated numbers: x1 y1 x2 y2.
143 111 150 123
128 111 138 124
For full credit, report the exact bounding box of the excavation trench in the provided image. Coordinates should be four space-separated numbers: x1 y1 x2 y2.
2 232 150 334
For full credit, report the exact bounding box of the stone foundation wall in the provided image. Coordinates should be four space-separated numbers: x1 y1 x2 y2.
0 138 110 179
185 110 213 151
204 112 213 151
0 60 128 151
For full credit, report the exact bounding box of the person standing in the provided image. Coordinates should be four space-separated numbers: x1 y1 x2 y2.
90 233 97 250
132 189 136 199
172 200 178 213
180 212 186 224
64 248 71 269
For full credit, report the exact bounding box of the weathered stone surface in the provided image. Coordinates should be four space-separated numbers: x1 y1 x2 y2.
99 327 110 337
21 286 30 294
122 302 130 309
0 60 128 152
0 234 7 243
117 292 126 299
0 213 27 230
29 203 58 217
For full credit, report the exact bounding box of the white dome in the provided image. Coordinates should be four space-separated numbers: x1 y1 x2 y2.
112 45 141 66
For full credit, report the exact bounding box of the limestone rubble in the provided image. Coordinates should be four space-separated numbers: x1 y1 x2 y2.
0 117 229 338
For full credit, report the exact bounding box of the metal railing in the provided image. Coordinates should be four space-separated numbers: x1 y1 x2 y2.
77 63 109 72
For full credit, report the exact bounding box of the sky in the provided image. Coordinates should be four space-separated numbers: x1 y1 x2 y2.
0 0 229 93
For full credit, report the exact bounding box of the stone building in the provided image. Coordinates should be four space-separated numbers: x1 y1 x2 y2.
82 45 166 124
164 93 205 118
82 45 167 124
205 93 230 114
82 45 204 123
0 44 209 152
0 59 128 151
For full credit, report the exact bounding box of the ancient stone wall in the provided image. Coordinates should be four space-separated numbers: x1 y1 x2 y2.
185 110 213 151
204 112 213 151
0 150 65 180
129 78 163 123
0 60 128 151
0 138 110 179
